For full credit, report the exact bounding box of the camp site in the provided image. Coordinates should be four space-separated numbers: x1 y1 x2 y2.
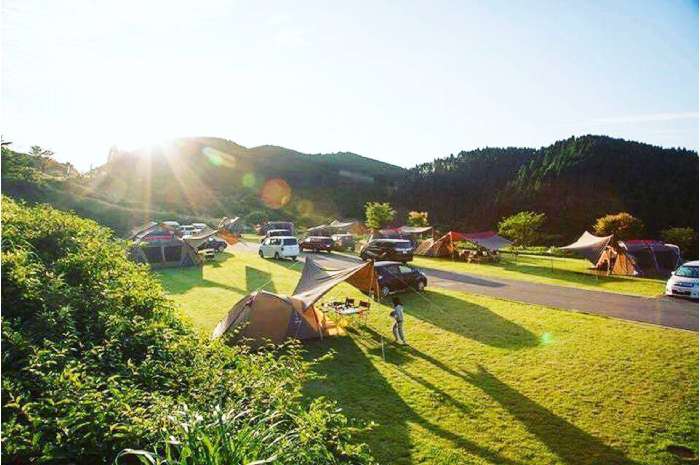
2 2 699 465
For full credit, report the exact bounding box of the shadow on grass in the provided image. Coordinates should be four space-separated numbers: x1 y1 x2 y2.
463 365 642 465
156 253 248 295
303 335 529 465
245 265 277 293
401 290 538 349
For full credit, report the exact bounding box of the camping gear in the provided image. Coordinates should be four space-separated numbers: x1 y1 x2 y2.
211 257 380 344
414 230 512 257
621 240 681 276
595 246 639 276
129 222 203 269
560 231 613 264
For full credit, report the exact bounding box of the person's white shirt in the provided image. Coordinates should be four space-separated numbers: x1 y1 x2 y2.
393 304 404 321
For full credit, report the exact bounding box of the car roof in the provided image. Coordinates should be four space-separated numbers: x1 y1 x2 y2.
307 236 332 239
681 261 699 267
372 238 411 243
268 236 297 240
374 261 408 267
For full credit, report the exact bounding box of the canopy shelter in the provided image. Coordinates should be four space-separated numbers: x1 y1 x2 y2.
306 224 334 237
211 258 379 344
378 226 433 238
183 228 221 249
128 223 202 269
307 220 363 237
217 217 242 245
414 230 511 257
560 231 613 264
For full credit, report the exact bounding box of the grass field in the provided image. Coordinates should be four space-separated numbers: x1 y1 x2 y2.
157 247 697 465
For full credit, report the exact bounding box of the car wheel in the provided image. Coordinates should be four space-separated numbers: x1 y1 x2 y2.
274 252 280 260
258 250 264 258
291 256 297 261
416 280 425 292
381 286 391 297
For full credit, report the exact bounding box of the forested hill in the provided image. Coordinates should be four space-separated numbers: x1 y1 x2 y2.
394 135 698 241
3 135 697 240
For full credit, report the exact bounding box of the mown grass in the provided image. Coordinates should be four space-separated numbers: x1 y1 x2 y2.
411 253 666 297
157 247 698 465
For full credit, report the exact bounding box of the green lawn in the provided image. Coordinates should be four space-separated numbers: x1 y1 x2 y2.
156 248 697 465
410 253 666 297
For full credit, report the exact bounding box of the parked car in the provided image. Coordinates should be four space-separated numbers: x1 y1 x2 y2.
261 221 295 236
162 220 180 228
360 239 414 262
665 261 699 299
259 236 299 261
192 222 208 234
261 229 293 243
197 236 227 253
178 225 196 237
300 236 334 253
374 261 427 297
332 233 355 251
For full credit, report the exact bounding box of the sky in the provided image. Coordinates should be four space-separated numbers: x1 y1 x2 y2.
2 0 698 171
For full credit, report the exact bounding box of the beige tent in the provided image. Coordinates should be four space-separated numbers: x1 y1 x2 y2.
129 223 203 269
212 258 379 344
595 246 639 276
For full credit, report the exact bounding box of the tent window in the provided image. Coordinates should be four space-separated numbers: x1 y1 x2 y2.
631 249 655 269
144 246 163 263
164 245 182 262
654 251 677 270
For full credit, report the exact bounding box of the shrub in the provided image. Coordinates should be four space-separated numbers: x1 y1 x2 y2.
364 202 395 230
1 197 374 465
661 227 698 259
498 211 546 247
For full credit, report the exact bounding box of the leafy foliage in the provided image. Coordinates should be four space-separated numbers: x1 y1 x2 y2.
364 202 396 230
498 211 546 247
0 197 374 465
407 211 429 227
661 227 698 259
593 212 645 240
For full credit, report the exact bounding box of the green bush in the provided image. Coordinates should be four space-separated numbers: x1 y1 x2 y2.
1 197 374 465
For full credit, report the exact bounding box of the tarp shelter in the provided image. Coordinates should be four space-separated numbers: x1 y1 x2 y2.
595 246 639 276
211 258 380 344
307 224 334 236
621 240 680 276
182 228 221 249
414 230 512 257
560 231 613 264
129 223 202 269
217 217 241 245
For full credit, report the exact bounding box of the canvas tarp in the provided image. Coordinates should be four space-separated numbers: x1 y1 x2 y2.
595 246 639 276
449 231 512 251
414 237 455 257
560 231 613 264
292 257 379 308
621 240 681 274
183 228 221 249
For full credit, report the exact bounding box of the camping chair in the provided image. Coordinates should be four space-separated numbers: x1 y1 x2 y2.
358 300 371 321
344 297 355 308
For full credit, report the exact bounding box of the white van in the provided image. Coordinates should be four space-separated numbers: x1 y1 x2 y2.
259 236 299 261
179 225 196 237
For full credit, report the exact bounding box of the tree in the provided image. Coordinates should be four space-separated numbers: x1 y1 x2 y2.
29 145 55 173
661 227 698 259
407 211 429 227
498 211 546 247
245 210 269 226
365 202 395 230
593 212 644 240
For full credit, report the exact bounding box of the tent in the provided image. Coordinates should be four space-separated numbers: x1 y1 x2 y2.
414 230 511 257
211 258 380 344
595 246 640 276
560 231 613 264
129 223 203 269
621 240 680 276
217 217 242 245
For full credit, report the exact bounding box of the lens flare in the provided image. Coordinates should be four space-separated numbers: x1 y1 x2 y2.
202 146 236 168
260 178 292 209
242 172 257 189
297 199 314 216
539 332 554 345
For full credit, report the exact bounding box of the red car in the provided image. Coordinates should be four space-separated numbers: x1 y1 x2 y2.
300 236 334 253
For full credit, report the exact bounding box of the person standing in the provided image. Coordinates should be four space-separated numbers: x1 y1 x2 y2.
390 297 408 345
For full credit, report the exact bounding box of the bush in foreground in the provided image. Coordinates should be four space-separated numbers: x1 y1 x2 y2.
1 197 373 465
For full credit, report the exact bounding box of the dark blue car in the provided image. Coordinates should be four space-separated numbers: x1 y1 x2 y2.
374 261 428 297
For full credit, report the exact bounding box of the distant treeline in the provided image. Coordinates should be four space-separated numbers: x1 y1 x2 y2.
392 135 698 243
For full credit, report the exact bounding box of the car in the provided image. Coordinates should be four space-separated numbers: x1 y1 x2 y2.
261 221 295 236
665 261 699 299
178 225 196 237
259 236 299 261
260 228 292 243
300 236 334 253
374 261 428 297
197 236 227 253
332 233 355 251
360 239 414 263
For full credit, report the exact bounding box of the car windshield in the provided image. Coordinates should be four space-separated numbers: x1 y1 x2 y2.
675 266 699 278
394 241 412 249
283 238 298 246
